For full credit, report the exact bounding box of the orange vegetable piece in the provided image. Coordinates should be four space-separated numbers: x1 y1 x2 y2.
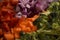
14 33 20 39
24 27 32 33
4 33 14 40
13 27 21 33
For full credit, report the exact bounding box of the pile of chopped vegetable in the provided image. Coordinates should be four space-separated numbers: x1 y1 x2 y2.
0 0 60 40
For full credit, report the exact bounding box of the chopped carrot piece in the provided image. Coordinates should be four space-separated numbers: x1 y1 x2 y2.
4 33 14 40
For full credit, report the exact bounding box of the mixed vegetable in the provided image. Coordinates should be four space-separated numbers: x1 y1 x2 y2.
0 0 60 40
